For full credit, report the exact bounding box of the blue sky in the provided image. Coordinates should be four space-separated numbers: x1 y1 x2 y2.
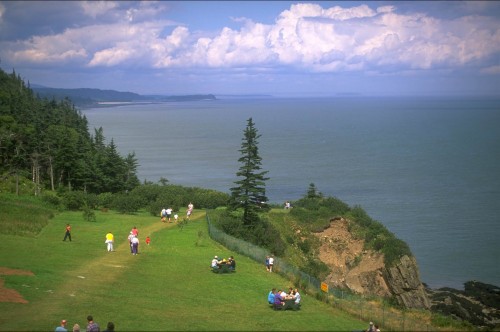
1 1 499 97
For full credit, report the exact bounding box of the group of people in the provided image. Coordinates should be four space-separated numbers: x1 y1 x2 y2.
161 202 194 223
366 321 381 332
55 315 114 332
127 226 141 255
265 255 274 272
268 287 301 307
211 255 236 271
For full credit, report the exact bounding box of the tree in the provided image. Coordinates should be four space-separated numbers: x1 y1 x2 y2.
230 118 270 225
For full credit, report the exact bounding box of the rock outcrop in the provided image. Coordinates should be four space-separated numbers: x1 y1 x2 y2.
315 218 430 309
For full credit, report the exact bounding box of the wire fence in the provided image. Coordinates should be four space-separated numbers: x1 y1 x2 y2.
206 211 442 332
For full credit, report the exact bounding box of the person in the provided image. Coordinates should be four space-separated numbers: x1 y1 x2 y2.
166 207 173 222
274 290 284 308
366 322 374 332
127 232 134 253
105 231 114 252
160 208 167 222
268 255 274 272
145 236 151 245
268 288 276 304
265 256 270 272
72 323 80 332
187 202 193 219
86 315 99 332
131 226 138 236
228 256 236 270
211 256 219 268
55 319 68 332
131 235 139 255
103 322 114 332
284 201 291 209
63 224 71 242
174 213 179 222
374 325 381 332
293 288 301 304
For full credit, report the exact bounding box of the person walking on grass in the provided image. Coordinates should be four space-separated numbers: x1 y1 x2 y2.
131 235 139 255
105 231 114 252
63 224 71 241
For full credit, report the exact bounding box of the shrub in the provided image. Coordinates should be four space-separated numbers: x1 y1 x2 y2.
111 193 142 214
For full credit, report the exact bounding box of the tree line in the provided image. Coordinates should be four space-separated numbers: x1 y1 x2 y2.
0 68 140 195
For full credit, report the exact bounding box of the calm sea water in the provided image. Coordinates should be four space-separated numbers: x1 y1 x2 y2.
82 97 500 289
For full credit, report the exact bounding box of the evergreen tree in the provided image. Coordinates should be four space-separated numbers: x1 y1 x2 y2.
230 118 270 226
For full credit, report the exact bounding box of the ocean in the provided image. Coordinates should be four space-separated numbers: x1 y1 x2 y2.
81 96 500 289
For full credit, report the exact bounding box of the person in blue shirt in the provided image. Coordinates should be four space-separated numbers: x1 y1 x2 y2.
268 288 276 304
55 319 67 332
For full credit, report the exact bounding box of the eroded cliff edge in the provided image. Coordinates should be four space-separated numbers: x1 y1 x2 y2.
315 217 430 309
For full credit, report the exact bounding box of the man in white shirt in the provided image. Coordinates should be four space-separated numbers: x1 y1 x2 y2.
211 256 219 268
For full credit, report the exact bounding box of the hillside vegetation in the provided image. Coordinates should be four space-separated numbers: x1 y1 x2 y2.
0 195 368 331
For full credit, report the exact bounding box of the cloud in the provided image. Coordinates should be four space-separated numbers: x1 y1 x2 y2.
1 2 499 77
79 1 119 19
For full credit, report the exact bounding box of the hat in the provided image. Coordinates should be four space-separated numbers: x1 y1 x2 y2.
61 320 67 324
370 322 373 325
214 255 218 259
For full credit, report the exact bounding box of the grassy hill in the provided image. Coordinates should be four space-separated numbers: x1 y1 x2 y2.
0 197 368 331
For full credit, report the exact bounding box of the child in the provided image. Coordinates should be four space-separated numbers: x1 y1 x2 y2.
174 214 179 222
146 236 151 245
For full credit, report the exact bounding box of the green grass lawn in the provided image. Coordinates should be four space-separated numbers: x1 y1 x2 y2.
0 208 367 331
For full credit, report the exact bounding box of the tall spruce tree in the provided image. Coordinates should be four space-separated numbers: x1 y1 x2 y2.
230 117 270 225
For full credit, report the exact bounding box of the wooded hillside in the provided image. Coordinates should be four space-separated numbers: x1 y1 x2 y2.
0 68 140 195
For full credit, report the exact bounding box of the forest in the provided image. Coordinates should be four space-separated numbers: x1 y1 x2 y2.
0 68 140 195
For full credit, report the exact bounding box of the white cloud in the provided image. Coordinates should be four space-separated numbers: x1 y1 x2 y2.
2 2 499 76
80 1 119 19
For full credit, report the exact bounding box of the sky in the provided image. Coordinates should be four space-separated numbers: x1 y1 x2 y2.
1 1 499 97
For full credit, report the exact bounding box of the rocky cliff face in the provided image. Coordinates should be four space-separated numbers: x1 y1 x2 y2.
315 217 430 309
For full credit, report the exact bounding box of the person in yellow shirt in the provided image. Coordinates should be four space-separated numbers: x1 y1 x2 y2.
105 232 114 252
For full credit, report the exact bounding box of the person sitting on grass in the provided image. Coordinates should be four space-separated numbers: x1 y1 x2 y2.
211 256 219 269
268 288 276 304
274 290 284 308
293 288 301 304
228 256 236 270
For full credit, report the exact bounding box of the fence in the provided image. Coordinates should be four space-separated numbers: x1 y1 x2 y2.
206 211 442 332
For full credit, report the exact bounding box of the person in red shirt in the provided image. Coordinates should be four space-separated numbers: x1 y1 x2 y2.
63 224 71 242
131 226 138 236
146 236 151 245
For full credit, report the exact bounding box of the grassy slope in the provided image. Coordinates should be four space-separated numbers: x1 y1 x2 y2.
0 208 367 331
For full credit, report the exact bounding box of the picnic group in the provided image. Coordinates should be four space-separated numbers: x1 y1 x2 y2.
211 255 236 271
268 287 301 310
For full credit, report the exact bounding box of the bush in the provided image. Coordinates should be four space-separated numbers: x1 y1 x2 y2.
61 191 87 210
98 192 114 208
111 193 142 214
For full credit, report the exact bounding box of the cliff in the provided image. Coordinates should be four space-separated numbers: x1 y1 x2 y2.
315 217 430 309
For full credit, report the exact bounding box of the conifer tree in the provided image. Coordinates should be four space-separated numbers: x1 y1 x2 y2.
230 117 270 225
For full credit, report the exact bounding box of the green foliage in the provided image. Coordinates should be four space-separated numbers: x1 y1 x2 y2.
346 205 412 266
61 191 87 210
82 204 97 222
0 68 140 195
97 192 114 208
111 193 142 214
0 193 56 236
211 209 286 256
229 117 270 225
